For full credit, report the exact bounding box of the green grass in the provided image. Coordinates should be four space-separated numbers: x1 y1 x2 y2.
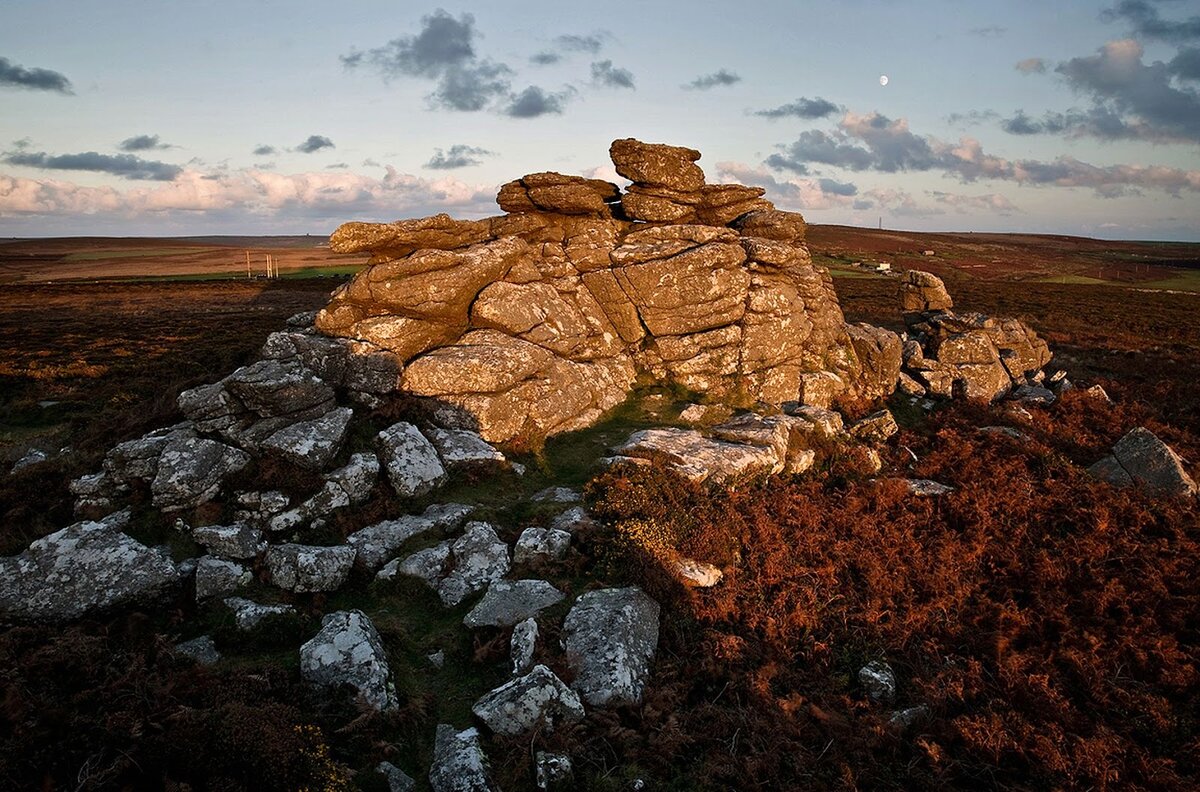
1034 274 1115 285
828 267 887 279
1135 270 1200 292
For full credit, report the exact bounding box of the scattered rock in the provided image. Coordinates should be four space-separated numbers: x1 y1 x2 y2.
377 422 448 498
848 409 899 443
904 479 954 496
0 511 179 622
265 543 356 592
426 426 507 470
536 752 574 791
438 523 512 607
615 427 781 483
350 502 473 570
782 404 845 438
890 705 931 732
514 526 572 563
194 556 252 600
260 406 353 470
1091 427 1197 497
673 557 723 588
511 617 538 675
175 635 221 665
377 761 416 792
299 610 397 712
429 725 496 792
386 541 452 586
472 664 585 737
563 587 661 707
152 435 250 511
191 523 266 560
10 448 50 473
427 649 446 668
463 579 566 628
1085 384 1112 403
859 660 897 704
223 597 294 630
1009 384 1056 405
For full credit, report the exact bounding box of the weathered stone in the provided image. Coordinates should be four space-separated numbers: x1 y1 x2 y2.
536 752 574 791
426 427 507 470
439 522 511 607
616 427 782 483
511 617 538 676
899 270 953 314
1108 427 1197 497
498 172 619 215
1009 384 1056 405
377 762 416 792
300 610 397 711
194 556 251 600
562 587 660 707
223 359 336 418
905 479 955 496
890 705 931 731
782 404 845 438
325 452 380 505
797 371 846 409
732 209 807 243
0 511 179 622
152 436 250 511
464 579 566 628
1088 455 1133 488
846 322 903 401
223 597 294 630
674 557 723 587
514 526 572 563
386 541 452 585
377 422 448 498
429 725 496 792
192 523 265 560
175 635 221 665
260 406 353 470
472 664 585 736
550 506 596 534
349 502 472 570
696 183 772 225
848 410 899 443
610 138 704 191
330 213 491 256
530 486 581 503
859 660 896 704
265 543 356 592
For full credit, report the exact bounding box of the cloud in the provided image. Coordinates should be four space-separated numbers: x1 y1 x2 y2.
341 9 513 112
969 25 1006 38
946 109 1001 126
296 135 335 153
590 60 635 89
753 96 840 120
3 149 181 181
0 56 73 94
425 144 496 169
817 177 857 196
1171 47 1200 80
530 51 561 65
1015 57 1048 74
503 85 574 117
0 167 500 233
119 134 170 152
928 190 1019 214
1100 1 1200 43
253 145 276 156
684 69 742 90
555 34 604 53
766 111 1200 195
325 163 348 169
1054 39 1200 142
715 162 858 211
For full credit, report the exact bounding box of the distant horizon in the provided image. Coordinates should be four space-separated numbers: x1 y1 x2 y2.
2 2 1199 240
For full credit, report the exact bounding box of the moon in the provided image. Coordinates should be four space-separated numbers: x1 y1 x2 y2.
880 74 889 86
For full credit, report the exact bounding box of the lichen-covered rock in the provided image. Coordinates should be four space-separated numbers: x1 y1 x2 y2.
300 610 397 711
1091 427 1198 497
426 427 507 470
191 523 266 560
615 427 782 483
511 617 538 676
349 502 472 570
535 752 574 791
438 522 511 607
223 597 295 630
175 635 221 664
514 526 572 563
260 406 353 470
151 435 250 511
899 270 953 314
377 761 416 792
325 452 380 505
265 543 356 592
0 511 179 622
472 664 585 736
429 725 497 792
562 587 661 707
377 422 448 497
610 138 704 191
859 660 897 704
194 556 252 600
463 579 565 628
848 409 899 443
330 212 492 256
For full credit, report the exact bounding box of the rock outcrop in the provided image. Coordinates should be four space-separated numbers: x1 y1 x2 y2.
898 270 1051 402
316 138 899 445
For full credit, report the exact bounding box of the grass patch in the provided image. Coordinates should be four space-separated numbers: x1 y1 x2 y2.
61 247 212 262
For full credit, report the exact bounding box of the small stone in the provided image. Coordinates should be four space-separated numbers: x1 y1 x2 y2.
550 505 596 533
673 557 723 587
514 526 572 563
1009 384 1056 405
194 556 252 600
859 660 896 704
848 409 899 443
427 649 445 669
890 705 930 731
175 635 221 665
463 579 565 628
192 523 266 560
377 422 448 498
377 761 416 792
511 617 538 676
530 486 581 503
904 479 954 496
265 543 356 592
223 597 295 630
388 542 452 586
471 664 585 737
535 751 574 791
426 426 507 470
1085 384 1112 403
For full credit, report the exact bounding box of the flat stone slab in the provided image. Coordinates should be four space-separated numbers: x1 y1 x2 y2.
265 543 356 592
438 522 511 607
223 597 294 630
349 502 473 570
0 511 179 622
463 579 565 628
426 426 507 469
615 427 781 484
300 610 397 712
260 406 353 470
562 586 661 707
192 523 266 560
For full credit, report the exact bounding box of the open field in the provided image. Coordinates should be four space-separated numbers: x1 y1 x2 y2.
0 233 1197 790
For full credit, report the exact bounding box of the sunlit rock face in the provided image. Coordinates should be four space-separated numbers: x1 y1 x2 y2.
317 138 894 445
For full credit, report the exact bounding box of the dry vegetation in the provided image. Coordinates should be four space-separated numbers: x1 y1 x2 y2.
0 235 1197 790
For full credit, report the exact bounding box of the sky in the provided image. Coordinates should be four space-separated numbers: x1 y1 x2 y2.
1 0 1198 240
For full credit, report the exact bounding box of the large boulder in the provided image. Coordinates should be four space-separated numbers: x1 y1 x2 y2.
0 511 179 622
299 610 397 711
497 172 619 215
562 587 661 707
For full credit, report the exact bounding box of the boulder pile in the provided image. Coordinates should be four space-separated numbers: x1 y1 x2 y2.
316 138 899 444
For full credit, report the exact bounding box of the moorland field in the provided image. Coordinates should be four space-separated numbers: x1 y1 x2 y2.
0 228 1197 790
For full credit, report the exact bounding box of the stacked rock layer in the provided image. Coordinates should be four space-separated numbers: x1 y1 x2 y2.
318 138 897 444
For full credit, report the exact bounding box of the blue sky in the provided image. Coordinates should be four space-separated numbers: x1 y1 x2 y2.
1 0 1198 239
